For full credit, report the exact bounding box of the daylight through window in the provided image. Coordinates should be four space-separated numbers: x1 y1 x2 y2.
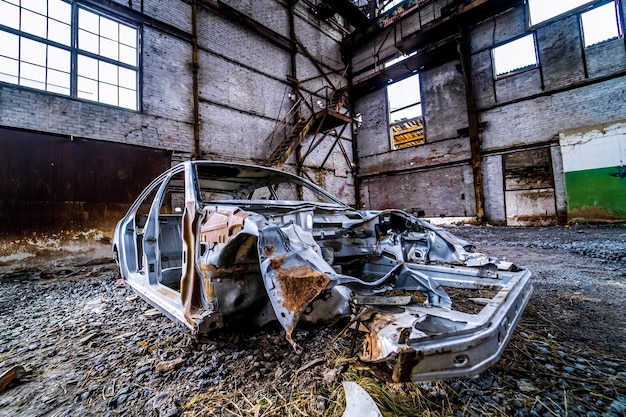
388 74 424 150
581 1 622 47
492 34 537 77
528 0 593 26
0 0 139 110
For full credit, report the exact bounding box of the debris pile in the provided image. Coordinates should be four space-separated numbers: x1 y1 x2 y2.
0 225 625 416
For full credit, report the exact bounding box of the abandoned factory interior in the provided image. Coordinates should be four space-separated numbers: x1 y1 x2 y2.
0 0 625 416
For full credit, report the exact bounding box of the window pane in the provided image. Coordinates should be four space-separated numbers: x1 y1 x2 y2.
528 0 592 25
387 73 424 149
20 62 46 88
493 34 537 76
0 56 18 84
390 104 422 123
119 24 137 47
99 60 117 84
99 81 118 105
79 8 99 32
48 45 70 72
49 0 71 24
118 67 136 89
0 31 19 59
388 75 421 111
0 1 20 29
21 9 47 38
100 37 118 61
1 2 139 109
582 2 620 47
119 44 136 66
23 0 47 15
77 54 98 79
47 68 69 93
47 83 69 95
100 18 119 42
21 37 47 66
48 19 71 45
77 76 98 99
79 29 99 54
119 87 136 110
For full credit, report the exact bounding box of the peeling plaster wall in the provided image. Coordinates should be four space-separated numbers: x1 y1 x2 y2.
559 120 626 221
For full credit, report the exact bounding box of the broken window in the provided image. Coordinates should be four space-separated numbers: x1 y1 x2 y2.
528 0 593 26
492 34 538 77
581 1 622 47
380 0 405 14
0 0 139 110
387 73 425 150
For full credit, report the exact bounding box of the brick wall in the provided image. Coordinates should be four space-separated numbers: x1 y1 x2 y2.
353 0 626 223
0 0 354 232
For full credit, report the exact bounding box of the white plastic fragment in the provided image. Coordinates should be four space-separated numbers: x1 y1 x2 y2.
341 381 383 417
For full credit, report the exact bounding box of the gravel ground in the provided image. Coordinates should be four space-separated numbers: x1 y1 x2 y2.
0 224 625 417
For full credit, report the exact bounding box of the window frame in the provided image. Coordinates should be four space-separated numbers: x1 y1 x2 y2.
0 0 140 111
491 33 539 79
579 0 624 48
386 73 425 151
527 0 595 27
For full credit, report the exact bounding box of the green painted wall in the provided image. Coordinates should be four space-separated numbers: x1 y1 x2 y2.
565 167 626 221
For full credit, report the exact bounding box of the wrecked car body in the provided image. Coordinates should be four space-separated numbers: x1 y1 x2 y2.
113 161 532 381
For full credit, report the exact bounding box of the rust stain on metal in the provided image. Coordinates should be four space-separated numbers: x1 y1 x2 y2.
275 265 330 313
269 254 285 270
360 314 393 362
361 330 382 363
263 245 275 257
392 347 420 383
200 207 249 245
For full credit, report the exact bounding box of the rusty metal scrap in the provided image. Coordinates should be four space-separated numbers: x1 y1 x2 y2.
113 161 532 381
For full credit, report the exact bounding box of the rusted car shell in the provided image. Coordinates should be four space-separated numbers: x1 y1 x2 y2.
113 161 532 381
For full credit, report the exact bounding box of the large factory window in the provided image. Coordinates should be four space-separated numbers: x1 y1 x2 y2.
0 0 139 110
581 1 622 47
528 0 593 26
387 74 424 150
492 34 538 77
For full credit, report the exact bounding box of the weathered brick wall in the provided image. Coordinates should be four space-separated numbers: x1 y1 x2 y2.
353 0 626 222
482 155 505 224
360 164 476 217
0 0 196 155
354 60 475 215
0 0 355 233
474 3 626 151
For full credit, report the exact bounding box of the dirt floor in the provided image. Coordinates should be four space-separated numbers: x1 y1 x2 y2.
0 224 625 417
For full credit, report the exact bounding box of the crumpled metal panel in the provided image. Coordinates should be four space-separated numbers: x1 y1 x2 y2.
257 222 338 347
114 161 533 381
180 169 219 334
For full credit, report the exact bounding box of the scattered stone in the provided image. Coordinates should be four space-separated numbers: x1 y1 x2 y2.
144 308 161 317
155 358 184 373
79 332 100 345
1 226 625 416
609 400 626 413
517 379 538 393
